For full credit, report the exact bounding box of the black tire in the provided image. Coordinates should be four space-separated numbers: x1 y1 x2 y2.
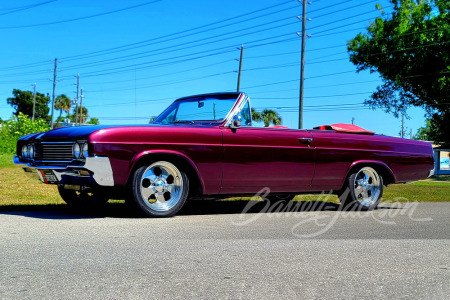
129 161 189 217
339 166 383 211
265 194 296 203
58 186 109 208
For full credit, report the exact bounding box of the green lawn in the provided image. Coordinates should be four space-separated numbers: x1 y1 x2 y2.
0 154 449 207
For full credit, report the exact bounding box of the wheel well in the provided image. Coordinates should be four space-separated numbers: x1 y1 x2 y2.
346 163 395 187
127 154 203 197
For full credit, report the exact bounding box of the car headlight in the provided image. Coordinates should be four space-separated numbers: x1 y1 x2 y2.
73 143 81 159
22 145 28 159
28 145 34 159
81 143 89 158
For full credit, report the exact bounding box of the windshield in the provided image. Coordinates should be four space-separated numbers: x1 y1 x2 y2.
152 94 239 124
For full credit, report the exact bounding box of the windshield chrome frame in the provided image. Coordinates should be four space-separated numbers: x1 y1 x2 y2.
222 93 249 127
153 93 244 125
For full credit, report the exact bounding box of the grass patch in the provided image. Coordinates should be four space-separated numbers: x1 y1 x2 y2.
382 181 450 202
0 166 63 206
426 175 450 182
0 153 14 168
0 152 449 207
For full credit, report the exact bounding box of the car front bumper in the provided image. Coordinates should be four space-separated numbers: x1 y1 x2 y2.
13 155 115 186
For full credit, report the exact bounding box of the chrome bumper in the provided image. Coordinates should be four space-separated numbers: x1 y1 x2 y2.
13 156 115 186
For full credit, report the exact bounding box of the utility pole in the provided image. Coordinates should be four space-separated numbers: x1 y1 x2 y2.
298 0 307 129
401 114 405 138
351 117 355 125
410 128 413 139
32 83 36 121
50 58 58 128
236 45 244 92
75 73 80 125
79 88 84 125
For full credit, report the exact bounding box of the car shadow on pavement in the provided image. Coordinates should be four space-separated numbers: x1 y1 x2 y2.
0 200 402 220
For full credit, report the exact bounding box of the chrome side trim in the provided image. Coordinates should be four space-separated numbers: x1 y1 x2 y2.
14 155 115 186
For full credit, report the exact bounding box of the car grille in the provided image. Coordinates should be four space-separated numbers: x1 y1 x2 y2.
35 142 74 162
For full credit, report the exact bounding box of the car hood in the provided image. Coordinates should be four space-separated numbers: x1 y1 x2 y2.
20 124 214 141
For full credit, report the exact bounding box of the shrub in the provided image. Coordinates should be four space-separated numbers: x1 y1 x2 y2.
0 113 50 154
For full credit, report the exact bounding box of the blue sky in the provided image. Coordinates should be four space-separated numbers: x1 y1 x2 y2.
0 0 427 137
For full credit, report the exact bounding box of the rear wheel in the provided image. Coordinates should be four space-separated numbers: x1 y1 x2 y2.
339 166 383 211
129 161 189 217
58 186 109 208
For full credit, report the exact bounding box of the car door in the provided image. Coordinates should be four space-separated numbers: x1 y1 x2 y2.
220 100 315 194
221 126 315 194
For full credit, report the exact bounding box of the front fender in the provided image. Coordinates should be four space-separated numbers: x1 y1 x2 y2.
128 150 205 192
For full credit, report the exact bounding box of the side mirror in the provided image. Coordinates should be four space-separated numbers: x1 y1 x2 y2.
230 114 242 129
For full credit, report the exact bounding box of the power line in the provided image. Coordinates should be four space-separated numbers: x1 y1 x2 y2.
311 26 367 38
88 97 174 108
308 9 386 32
60 17 297 71
81 59 233 86
308 0 351 14
0 0 296 71
311 0 378 20
256 92 372 99
0 0 56 16
87 71 235 93
62 33 296 78
246 50 300 59
61 1 296 62
0 0 163 29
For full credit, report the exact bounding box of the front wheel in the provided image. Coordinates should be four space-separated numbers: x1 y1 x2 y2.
58 186 109 208
339 166 383 211
129 161 189 217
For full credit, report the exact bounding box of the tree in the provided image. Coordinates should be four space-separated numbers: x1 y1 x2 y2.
7 89 50 120
86 117 99 125
347 0 449 146
414 120 433 141
251 108 282 127
54 94 72 123
73 106 89 124
0 112 50 154
251 108 262 123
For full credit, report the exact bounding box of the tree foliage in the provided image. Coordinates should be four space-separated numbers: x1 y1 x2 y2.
86 117 99 125
0 113 50 154
252 108 282 127
347 0 449 145
73 106 89 124
7 89 50 121
54 94 72 122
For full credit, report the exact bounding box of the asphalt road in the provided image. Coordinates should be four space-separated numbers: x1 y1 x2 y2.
0 201 449 299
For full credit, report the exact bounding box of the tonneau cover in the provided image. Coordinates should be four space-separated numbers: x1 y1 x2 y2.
314 123 375 135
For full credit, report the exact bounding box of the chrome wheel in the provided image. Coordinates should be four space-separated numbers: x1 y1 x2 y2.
339 166 384 211
139 161 184 213
352 167 382 207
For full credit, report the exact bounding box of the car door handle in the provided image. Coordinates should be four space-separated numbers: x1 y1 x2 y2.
298 138 313 147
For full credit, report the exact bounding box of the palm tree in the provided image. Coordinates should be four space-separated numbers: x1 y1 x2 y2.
74 106 89 124
251 108 262 123
54 94 72 123
252 109 282 127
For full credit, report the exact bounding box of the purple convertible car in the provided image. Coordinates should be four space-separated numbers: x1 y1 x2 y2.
14 92 434 217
